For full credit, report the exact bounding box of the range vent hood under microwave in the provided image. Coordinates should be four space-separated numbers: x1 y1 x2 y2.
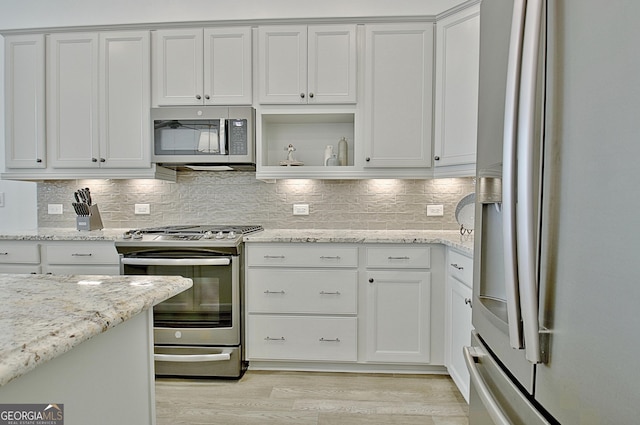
151 106 255 171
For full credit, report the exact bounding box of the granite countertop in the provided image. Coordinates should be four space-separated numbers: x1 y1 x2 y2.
0 227 474 256
0 228 127 241
244 229 474 256
0 273 192 387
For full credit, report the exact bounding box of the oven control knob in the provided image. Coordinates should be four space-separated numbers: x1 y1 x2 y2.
122 232 132 239
215 231 225 239
203 231 214 239
227 231 236 239
132 231 143 240
174 331 182 339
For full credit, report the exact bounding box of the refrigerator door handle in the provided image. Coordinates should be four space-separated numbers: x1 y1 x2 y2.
502 0 527 350
464 345 511 425
516 0 544 364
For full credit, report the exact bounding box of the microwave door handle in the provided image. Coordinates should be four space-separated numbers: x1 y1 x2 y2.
502 0 527 350
220 119 227 155
516 0 544 364
121 257 231 267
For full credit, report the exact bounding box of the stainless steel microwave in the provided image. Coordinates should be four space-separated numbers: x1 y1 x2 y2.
152 106 255 168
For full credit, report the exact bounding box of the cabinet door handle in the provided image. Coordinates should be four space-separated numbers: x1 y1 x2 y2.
319 338 340 342
264 290 285 295
264 336 285 341
388 256 410 260
196 94 202 100
365 157 371 162
450 263 464 270
368 278 374 283
204 94 210 100
72 253 93 257
91 157 98 163
434 155 440 161
36 158 43 163
263 255 285 259
465 298 472 307
300 93 306 99
319 291 341 295
0 252 8 255
320 256 341 260
309 92 314 98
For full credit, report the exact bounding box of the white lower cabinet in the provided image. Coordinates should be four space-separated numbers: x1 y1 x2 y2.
0 241 41 274
246 243 443 371
445 248 473 402
248 316 357 361
0 240 120 276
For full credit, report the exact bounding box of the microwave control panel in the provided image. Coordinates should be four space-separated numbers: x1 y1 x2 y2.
228 119 248 156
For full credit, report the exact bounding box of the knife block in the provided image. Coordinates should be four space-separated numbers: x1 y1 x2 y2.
76 204 104 231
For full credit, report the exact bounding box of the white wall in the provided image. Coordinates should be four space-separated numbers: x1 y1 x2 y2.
0 35 39 231
0 0 462 30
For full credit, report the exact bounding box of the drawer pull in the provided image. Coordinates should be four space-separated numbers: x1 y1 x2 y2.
264 290 285 295
319 338 341 342
450 263 464 270
264 255 285 259
72 253 93 257
319 291 341 295
264 336 285 341
320 256 341 260
0 252 8 256
388 256 410 260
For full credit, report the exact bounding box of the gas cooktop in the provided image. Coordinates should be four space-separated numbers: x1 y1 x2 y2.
116 224 263 248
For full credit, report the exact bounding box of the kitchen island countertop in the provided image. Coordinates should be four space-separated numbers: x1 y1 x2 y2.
244 229 474 256
0 273 192 387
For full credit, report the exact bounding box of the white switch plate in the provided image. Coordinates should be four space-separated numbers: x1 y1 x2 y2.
48 204 63 214
427 204 444 217
0 192 4 207
135 203 150 215
293 204 310 216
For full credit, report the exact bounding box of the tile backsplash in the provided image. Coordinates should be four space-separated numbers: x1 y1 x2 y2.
38 172 475 230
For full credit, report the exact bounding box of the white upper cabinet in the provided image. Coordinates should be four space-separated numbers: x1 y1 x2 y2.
363 23 434 168
258 25 357 104
47 31 151 169
152 27 252 106
433 5 480 175
4 35 46 169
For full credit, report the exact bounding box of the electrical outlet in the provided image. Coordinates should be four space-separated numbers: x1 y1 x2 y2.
48 204 63 214
0 192 4 207
134 203 150 215
293 204 310 216
427 204 444 217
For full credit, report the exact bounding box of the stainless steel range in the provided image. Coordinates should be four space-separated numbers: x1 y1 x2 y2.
115 225 263 378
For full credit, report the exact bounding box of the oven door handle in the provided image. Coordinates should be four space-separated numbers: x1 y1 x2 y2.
121 257 231 266
154 350 232 363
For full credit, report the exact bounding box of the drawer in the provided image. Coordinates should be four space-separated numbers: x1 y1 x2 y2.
44 265 121 276
0 264 41 274
247 244 358 268
247 315 357 362
448 249 473 286
0 242 40 264
247 269 357 314
365 246 431 269
44 242 119 265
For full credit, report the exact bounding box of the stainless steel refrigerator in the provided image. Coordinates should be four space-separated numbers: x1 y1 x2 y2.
466 0 640 424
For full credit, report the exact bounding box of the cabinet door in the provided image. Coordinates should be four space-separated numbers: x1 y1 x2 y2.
153 29 204 105
99 31 151 168
363 24 433 168
47 33 100 168
258 26 308 104
365 270 431 363
4 35 46 168
204 27 252 105
446 275 472 402
307 25 357 104
434 5 480 169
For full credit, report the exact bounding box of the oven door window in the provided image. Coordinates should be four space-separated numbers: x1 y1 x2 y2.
124 261 233 328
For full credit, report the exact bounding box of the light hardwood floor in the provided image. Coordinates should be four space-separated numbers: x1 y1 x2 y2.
156 371 469 425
